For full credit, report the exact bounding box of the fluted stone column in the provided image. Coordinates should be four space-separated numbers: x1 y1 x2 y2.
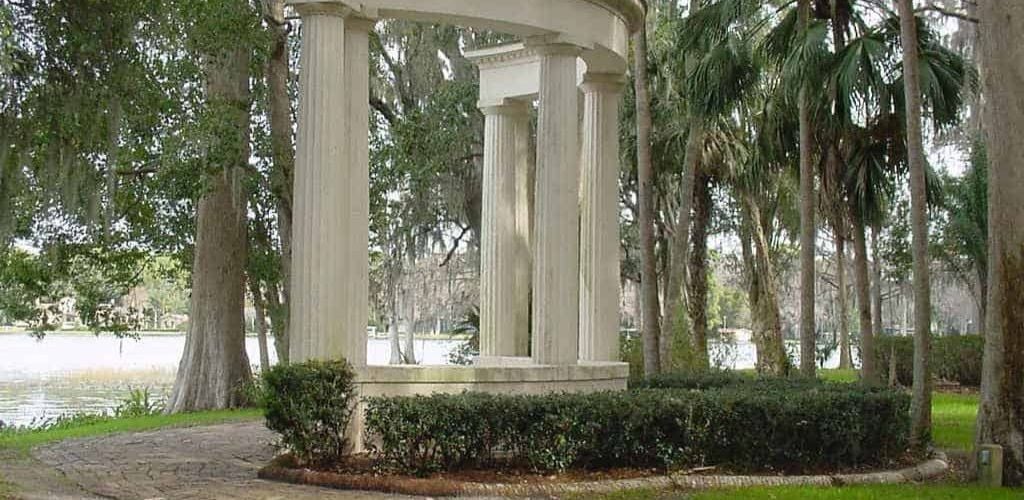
512 108 532 357
579 73 625 362
289 5 372 365
340 17 373 367
532 44 583 365
480 102 529 358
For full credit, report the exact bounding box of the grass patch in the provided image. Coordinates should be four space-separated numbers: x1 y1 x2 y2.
933 392 978 452
0 409 261 455
689 484 1018 499
818 369 859 383
585 485 1018 499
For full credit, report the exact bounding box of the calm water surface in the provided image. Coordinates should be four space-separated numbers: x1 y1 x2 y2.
0 333 461 427
0 333 850 427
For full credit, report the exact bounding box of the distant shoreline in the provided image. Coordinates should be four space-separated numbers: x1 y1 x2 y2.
0 328 471 341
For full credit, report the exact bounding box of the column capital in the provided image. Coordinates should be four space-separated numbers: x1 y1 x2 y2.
581 72 627 94
525 36 586 57
480 100 531 117
292 1 351 18
292 1 377 27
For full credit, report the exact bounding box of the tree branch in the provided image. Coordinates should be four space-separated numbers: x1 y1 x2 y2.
916 4 978 23
370 94 398 125
439 225 471 267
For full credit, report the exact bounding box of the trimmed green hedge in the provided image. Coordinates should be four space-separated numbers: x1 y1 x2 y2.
632 370 827 391
262 360 358 465
364 383 909 475
874 335 984 387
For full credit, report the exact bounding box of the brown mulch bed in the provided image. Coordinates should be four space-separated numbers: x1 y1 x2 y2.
258 453 928 497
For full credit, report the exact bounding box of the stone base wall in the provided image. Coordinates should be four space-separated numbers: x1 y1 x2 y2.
349 362 629 451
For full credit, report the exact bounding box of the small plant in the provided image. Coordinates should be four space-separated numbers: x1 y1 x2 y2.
261 359 358 465
447 306 480 366
114 387 164 418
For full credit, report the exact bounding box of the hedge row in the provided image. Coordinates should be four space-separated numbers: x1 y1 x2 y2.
364 384 910 475
632 370 827 391
873 334 984 387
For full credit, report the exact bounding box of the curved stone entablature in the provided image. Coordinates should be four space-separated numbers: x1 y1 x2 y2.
290 0 642 71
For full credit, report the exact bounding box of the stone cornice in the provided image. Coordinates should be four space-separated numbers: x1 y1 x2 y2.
465 43 542 70
585 0 645 33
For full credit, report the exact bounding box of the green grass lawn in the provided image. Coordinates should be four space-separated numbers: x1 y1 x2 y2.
932 392 978 452
0 409 261 455
689 484 1018 499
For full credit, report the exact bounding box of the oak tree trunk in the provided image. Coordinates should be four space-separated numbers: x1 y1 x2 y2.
249 279 271 371
896 0 933 450
633 15 662 376
166 47 253 413
976 0 1024 485
264 0 293 364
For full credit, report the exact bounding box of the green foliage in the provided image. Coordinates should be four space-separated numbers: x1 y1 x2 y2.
447 306 480 366
261 360 358 465
365 382 909 475
113 387 164 418
937 138 988 286
873 335 984 387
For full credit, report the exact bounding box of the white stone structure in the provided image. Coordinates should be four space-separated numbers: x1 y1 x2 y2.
287 0 641 449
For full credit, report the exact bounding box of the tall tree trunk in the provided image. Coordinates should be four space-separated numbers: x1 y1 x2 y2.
871 223 884 337
249 279 271 371
263 0 293 364
634 15 662 376
264 282 288 362
662 119 704 372
744 197 787 376
103 97 122 237
403 285 417 365
688 168 712 371
975 266 988 334
797 0 817 379
853 217 876 382
836 233 852 369
976 0 1024 485
166 47 253 413
388 263 403 365
896 0 933 450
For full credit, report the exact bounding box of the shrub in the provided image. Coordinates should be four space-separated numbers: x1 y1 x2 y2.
933 335 984 386
261 359 358 465
113 387 164 417
874 335 983 387
364 382 910 475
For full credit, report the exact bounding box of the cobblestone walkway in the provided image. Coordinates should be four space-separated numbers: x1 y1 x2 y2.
29 421 397 500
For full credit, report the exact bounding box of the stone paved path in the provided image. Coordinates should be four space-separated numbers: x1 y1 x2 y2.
26 421 402 500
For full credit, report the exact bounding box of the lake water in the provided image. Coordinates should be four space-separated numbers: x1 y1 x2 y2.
0 332 852 427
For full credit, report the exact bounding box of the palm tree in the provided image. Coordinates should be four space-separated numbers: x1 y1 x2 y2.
634 1 663 376
896 0 933 449
795 0 817 378
647 0 759 371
